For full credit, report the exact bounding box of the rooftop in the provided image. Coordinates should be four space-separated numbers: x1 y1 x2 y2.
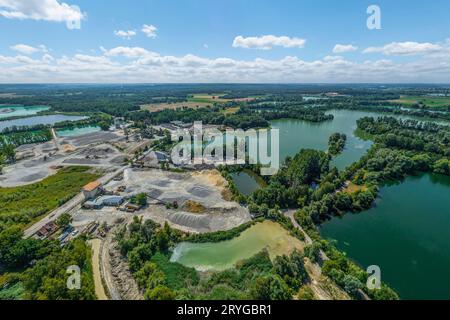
83 181 101 192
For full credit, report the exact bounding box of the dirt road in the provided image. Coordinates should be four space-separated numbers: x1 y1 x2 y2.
90 239 108 300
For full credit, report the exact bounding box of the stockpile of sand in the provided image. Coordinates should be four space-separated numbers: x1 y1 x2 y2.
62 144 75 153
192 170 228 189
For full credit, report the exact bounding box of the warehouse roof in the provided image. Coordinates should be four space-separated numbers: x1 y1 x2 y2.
83 181 101 192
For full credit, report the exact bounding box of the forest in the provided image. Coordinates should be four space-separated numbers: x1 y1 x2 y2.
0 226 95 300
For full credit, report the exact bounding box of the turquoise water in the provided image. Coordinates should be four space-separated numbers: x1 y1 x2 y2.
0 105 50 119
0 114 86 131
56 126 101 137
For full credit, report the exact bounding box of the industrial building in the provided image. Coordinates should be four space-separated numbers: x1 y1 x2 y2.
82 181 102 200
83 195 124 209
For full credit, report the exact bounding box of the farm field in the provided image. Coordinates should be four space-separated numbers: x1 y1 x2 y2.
390 95 450 108
140 101 212 112
141 94 258 113
187 93 231 104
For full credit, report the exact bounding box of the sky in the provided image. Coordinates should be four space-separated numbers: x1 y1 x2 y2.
0 0 449 83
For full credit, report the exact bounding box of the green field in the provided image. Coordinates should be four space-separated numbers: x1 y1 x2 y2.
187 93 231 104
390 95 450 108
0 166 101 231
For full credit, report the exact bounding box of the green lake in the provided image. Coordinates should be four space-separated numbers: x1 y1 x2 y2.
0 105 50 119
227 109 450 299
170 221 303 271
271 109 448 170
230 170 266 196
230 110 381 195
320 173 450 300
272 109 381 170
56 126 101 137
232 109 414 194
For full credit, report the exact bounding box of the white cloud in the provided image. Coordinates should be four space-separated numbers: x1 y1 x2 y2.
103 46 155 58
232 35 306 50
10 44 47 55
141 24 157 38
333 44 358 53
363 41 442 55
2 42 450 83
114 30 136 40
0 0 85 25
42 53 54 63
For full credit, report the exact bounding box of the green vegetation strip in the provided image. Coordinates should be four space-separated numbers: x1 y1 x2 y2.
0 166 101 232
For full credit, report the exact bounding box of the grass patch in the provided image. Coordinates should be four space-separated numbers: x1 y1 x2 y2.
150 253 199 290
221 106 241 115
344 182 368 194
0 166 101 231
0 281 25 300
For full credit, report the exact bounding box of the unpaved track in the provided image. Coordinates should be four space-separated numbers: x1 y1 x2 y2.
90 239 108 300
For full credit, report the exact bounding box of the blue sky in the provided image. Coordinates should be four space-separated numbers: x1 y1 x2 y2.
0 0 449 83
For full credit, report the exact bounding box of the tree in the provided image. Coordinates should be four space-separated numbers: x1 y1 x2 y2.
0 143 15 163
128 244 153 272
154 229 170 253
433 158 450 175
303 242 322 263
353 190 375 210
371 286 399 300
98 121 110 131
0 153 5 175
140 219 158 242
273 250 308 291
132 193 148 206
21 239 96 300
328 133 347 156
297 286 315 300
56 213 72 230
283 149 330 187
135 262 165 289
342 275 364 297
251 274 292 300
145 285 176 300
